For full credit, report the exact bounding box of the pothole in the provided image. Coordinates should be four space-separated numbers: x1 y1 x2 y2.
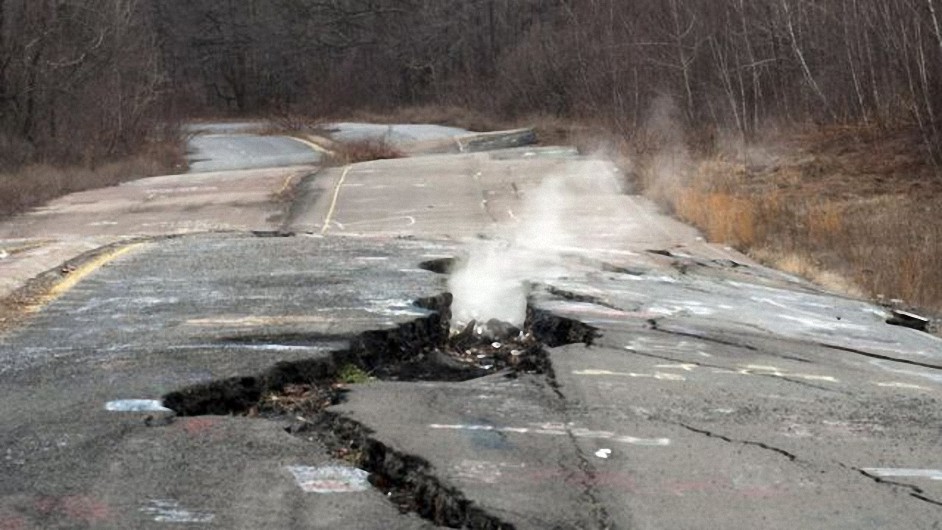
161 292 596 529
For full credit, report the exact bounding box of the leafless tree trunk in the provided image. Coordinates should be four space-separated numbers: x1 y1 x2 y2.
781 0 833 119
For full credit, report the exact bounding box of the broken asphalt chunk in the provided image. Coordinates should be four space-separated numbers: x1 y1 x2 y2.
886 309 930 332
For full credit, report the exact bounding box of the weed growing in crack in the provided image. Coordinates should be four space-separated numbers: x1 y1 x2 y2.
337 364 371 384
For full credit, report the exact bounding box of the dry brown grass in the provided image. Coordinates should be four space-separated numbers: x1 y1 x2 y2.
0 138 186 219
338 104 516 135
277 104 599 149
324 139 404 166
643 124 942 311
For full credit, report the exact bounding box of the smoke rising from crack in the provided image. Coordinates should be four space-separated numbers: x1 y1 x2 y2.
448 157 625 328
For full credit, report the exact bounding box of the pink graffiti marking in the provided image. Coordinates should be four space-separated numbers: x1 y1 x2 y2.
34 496 111 524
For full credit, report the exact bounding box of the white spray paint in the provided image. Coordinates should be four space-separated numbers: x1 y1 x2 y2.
452 460 528 484
875 381 930 390
286 465 371 493
140 500 214 524
862 468 942 481
448 160 625 327
595 448 613 459
105 400 172 412
428 423 670 446
573 369 687 381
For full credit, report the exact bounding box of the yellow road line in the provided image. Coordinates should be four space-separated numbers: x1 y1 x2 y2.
321 165 353 235
278 172 301 197
28 242 147 312
287 135 333 156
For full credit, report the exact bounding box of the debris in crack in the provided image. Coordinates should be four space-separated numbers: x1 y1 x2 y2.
886 309 930 332
445 318 543 374
249 382 341 418
161 292 597 528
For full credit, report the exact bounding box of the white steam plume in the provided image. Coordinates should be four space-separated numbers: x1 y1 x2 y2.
448 158 624 329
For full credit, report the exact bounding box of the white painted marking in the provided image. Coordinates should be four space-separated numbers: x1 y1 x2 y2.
862 468 942 481
287 465 371 493
240 344 327 352
105 400 172 412
595 448 612 459
428 423 670 446
876 382 930 390
573 369 686 381
656 363 698 372
738 365 838 383
141 500 214 524
636 360 839 383
453 460 527 484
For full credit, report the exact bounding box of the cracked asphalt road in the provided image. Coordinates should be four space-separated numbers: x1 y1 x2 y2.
1 125 941 528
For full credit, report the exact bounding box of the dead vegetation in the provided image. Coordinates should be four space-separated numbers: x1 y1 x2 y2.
638 124 942 311
323 139 404 166
0 138 186 219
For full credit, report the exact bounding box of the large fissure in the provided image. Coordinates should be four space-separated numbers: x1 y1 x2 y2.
297 413 513 529
161 291 598 528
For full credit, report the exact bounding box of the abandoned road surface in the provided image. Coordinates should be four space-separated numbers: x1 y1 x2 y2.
0 124 941 529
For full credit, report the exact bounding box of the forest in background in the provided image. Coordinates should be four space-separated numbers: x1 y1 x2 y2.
2 0 942 309
2 0 942 168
